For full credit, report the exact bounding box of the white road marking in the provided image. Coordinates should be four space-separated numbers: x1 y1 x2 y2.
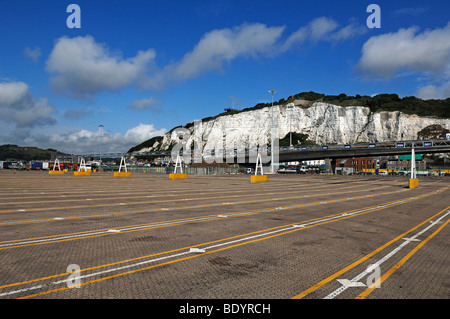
336 279 366 288
1 186 447 299
324 210 450 299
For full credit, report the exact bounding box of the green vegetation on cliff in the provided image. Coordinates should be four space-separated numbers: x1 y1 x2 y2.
186 91 449 129
285 92 449 118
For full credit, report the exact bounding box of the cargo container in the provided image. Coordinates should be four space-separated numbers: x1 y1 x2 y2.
2 161 14 169
31 161 43 169
30 161 49 170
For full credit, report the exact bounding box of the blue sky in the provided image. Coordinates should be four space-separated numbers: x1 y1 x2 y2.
0 0 449 154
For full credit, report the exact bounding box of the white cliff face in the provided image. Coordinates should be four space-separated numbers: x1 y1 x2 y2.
149 102 450 151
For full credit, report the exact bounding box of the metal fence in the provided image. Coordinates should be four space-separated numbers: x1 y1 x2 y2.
130 166 243 175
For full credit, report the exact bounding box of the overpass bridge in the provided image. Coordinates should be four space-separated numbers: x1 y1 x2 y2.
65 139 450 167
277 139 450 162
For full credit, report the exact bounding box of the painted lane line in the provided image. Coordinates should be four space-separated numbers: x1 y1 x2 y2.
0 215 226 248
324 210 450 299
402 238 420 242
0 186 404 227
0 250 192 298
0 184 398 215
189 248 206 253
292 205 450 300
2 190 450 295
18 193 446 299
356 214 450 299
1 221 309 298
1 186 447 250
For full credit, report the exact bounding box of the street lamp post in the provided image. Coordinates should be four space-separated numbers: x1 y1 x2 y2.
268 90 277 173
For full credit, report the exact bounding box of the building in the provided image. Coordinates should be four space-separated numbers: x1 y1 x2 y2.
336 157 376 174
385 155 426 171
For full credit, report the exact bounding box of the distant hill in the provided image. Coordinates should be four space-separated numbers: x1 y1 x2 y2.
0 144 59 161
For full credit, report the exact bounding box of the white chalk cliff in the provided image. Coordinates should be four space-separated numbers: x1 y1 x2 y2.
137 102 450 152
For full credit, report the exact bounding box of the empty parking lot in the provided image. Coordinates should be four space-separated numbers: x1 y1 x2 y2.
0 170 448 301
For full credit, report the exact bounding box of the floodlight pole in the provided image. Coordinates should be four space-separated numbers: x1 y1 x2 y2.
287 103 294 147
98 124 104 164
268 90 277 173
411 142 416 179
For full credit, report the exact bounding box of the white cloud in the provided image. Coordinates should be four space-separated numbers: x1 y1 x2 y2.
127 97 162 111
63 107 91 119
46 35 156 99
143 23 285 90
123 123 166 144
0 81 56 128
44 21 366 97
281 17 366 52
417 82 450 100
29 123 167 154
329 21 367 42
357 23 450 99
358 23 450 78
23 46 42 63
308 17 339 41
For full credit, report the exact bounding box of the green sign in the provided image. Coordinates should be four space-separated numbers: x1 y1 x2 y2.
399 154 422 160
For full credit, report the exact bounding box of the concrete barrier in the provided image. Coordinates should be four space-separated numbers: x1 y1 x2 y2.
169 173 187 179
49 171 64 175
114 172 132 177
74 171 91 176
409 178 419 189
250 175 267 183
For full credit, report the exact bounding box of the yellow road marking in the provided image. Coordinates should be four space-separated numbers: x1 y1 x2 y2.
355 215 450 299
0 186 405 248
7 187 448 298
0 181 374 215
291 205 450 299
0 184 401 228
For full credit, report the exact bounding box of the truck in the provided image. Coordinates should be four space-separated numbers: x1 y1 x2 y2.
31 161 49 170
